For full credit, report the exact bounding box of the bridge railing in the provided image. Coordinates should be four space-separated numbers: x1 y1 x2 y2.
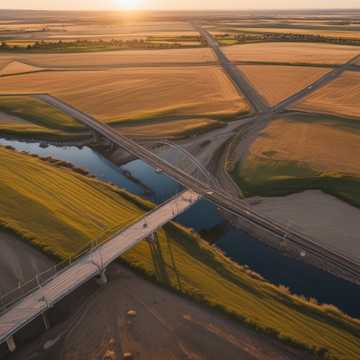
0 190 196 316
0 239 97 315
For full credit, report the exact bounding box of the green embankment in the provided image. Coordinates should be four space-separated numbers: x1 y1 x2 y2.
0 96 88 141
233 158 360 208
1 146 359 360
0 96 245 141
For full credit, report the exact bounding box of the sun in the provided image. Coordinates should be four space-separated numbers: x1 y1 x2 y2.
115 0 144 10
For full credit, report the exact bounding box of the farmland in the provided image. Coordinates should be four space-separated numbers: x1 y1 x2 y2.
0 67 250 123
233 114 360 207
0 47 215 69
223 42 360 65
1 8 360 360
115 117 225 139
0 146 359 360
292 71 360 119
239 65 330 105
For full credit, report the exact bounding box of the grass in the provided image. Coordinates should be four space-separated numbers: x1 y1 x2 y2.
0 96 83 131
0 146 359 359
233 157 360 208
0 95 88 141
0 67 250 131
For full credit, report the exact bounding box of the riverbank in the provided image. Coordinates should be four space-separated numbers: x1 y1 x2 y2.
1 145 360 359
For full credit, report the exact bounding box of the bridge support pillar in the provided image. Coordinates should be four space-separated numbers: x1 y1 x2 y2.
6 336 16 352
96 269 108 286
41 311 50 331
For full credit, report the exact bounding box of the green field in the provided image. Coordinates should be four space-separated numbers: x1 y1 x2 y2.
1 146 359 359
0 95 88 140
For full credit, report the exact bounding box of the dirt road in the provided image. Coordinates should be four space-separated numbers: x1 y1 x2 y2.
7 264 312 360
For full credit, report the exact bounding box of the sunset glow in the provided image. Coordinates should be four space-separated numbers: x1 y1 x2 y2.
115 0 143 10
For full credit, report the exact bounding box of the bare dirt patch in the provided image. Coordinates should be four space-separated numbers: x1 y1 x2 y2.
9 264 307 360
249 190 360 261
0 67 249 122
292 71 360 119
239 65 330 105
224 42 360 65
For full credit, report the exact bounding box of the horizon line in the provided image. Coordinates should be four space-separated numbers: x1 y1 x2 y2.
1 7 360 12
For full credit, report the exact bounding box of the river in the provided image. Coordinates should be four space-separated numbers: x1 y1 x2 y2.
0 138 359 318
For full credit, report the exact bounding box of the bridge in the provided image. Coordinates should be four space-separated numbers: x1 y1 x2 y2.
0 190 200 351
36 93 360 287
1 26 360 353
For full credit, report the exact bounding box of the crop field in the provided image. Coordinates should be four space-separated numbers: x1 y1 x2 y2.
1 146 359 360
0 20 197 41
239 65 330 105
223 42 360 65
292 71 360 119
0 47 215 68
0 67 250 122
233 114 360 207
116 118 225 138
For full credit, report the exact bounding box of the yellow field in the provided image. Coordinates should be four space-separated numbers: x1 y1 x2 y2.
0 21 197 41
239 65 330 105
115 118 224 138
238 27 360 40
0 47 215 69
224 42 360 65
0 67 250 122
1 146 360 360
247 117 360 176
293 71 360 118
0 61 43 76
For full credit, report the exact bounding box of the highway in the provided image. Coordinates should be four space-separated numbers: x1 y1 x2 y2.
273 53 360 112
193 23 360 115
0 189 200 346
35 94 360 286
192 24 270 113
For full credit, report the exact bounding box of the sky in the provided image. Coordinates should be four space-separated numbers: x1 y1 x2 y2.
1 0 360 11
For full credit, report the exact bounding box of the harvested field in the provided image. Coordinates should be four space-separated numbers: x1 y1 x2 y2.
0 67 250 122
239 65 330 105
246 117 360 176
0 61 43 76
224 42 360 65
233 114 360 207
115 118 224 138
292 71 360 118
0 48 215 68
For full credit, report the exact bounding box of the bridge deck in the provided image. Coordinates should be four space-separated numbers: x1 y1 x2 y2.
0 190 200 344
